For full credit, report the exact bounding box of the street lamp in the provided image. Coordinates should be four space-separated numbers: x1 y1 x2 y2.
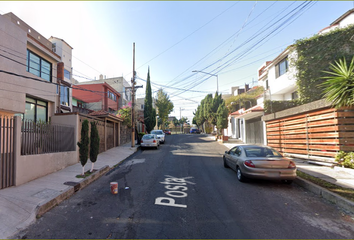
192 70 219 93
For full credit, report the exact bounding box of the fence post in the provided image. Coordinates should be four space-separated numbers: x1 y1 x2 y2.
13 116 21 186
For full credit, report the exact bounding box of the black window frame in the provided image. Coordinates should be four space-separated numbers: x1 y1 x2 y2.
24 96 48 123
26 49 52 82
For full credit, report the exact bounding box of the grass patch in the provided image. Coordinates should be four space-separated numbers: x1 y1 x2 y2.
297 170 354 202
76 170 96 178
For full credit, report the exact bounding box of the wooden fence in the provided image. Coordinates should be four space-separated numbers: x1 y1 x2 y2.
265 107 354 161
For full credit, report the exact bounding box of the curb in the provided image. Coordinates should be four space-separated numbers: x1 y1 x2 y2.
35 146 140 218
294 177 354 213
36 165 110 218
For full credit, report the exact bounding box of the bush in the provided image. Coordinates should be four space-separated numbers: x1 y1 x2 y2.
335 151 354 169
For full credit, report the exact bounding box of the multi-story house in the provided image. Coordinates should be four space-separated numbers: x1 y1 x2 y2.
76 75 132 108
0 12 64 121
49 36 74 113
229 9 354 146
0 12 77 188
72 81 120 114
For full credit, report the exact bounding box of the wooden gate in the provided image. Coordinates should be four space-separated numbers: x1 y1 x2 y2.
0 116 15 189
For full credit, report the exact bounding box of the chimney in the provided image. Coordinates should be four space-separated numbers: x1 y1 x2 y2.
99 74 103 80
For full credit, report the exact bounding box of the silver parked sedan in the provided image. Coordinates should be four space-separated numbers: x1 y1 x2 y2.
140 134 160 150
223 145 296 184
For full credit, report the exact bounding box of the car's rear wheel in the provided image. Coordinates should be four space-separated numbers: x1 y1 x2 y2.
236 167 247 182
223 156 229 168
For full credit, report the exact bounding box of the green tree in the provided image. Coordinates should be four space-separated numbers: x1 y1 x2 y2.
77 119 89 176
179 116 189 125
216 103 229 135
193 104 205 131
321 57 354 108
172 117 179 127
155 89 174 130
210 92 224 126
117 106 132 127
144 67 156 132
89 121 100 173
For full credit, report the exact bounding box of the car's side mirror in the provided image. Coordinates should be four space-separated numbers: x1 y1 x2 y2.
225 151 229 154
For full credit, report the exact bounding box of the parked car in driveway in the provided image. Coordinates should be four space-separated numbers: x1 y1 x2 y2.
223 145 296 184
163 129 171 135
150 130 165 144
140 134 160 150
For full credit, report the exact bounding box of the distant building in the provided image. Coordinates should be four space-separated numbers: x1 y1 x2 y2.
72 82 120 114
77 75 132 108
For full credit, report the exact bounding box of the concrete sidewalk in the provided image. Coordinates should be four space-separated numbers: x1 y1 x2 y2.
221 139 354 214
0 142 139 239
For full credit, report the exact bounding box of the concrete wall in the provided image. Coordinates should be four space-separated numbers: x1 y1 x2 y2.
13 116 77 186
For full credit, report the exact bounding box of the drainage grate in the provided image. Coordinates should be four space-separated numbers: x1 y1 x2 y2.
64 181 80 192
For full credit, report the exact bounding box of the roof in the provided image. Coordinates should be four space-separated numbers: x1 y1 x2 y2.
89 110 123 122
49 36 74 49
331 8 354 26
230 105 264 120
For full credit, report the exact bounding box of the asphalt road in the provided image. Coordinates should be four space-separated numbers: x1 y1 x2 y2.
22 134 354 239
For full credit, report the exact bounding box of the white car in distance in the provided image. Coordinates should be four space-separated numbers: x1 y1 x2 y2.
150 130 165 144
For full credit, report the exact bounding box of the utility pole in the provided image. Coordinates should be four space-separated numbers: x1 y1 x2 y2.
131 43 136 147
180 107 184 134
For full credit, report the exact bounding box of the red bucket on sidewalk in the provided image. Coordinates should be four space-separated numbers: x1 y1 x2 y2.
110 182 118 194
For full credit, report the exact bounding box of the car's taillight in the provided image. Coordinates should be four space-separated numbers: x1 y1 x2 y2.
141 140 143 143
153 140 156 143
244 160 255 168
288 161 296 169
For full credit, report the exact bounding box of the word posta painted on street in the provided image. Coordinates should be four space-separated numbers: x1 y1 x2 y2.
155 175 195 208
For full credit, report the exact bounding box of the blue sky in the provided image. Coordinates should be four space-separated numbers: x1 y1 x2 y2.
0 1 353 121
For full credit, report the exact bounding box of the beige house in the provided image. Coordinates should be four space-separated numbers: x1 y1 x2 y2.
0 12 77 188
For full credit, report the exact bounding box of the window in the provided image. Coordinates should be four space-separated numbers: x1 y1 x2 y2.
25 97 47 122
275 57 288 78
64 69 70 80
108 91 117 102
292 91 299 100
60 85 70 106
27 50 52 82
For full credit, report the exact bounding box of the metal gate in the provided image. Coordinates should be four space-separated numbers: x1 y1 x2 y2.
245 117 264 145
0 116 15 189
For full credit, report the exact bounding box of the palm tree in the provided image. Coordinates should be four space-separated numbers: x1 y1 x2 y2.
321 57 354 108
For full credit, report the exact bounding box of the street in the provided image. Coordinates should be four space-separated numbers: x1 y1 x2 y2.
22 134 354 239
